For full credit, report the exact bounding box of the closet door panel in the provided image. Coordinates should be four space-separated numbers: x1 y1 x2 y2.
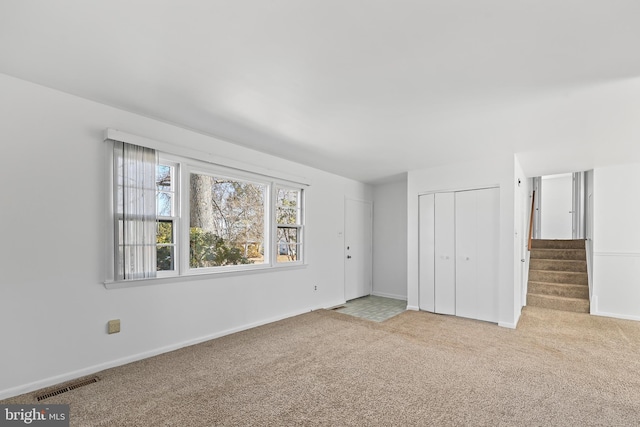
418 194 435 312
475 187 500 323
455 190 477 320
434 192 455 315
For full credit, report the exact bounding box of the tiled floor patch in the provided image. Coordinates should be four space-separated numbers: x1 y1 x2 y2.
335 295 406 322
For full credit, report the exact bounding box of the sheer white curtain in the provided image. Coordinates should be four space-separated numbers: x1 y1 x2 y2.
113 141 157 280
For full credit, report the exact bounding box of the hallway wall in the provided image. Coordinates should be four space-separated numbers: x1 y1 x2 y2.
372 177 408 300
592 162 640 320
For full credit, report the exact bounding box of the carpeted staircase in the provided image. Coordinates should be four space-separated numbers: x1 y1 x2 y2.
527 239 589 313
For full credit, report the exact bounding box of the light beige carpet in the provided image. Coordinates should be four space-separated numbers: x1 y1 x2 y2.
4 306 640 426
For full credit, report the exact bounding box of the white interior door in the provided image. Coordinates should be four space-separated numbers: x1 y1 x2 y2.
455 188 499 322
434 192 455 315
419 194 435 312
541 174 572 239
345 199 372 301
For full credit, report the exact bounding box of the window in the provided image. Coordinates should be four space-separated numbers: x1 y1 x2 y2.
156 162 178 275
189 172 267 269
275 187 303 263
108 136 305 284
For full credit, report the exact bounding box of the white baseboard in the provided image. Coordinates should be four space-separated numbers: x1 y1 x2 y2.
591 311 640 322
371 291 407 301
588 295 640 321
0 308 311 401
498 321 517 329
320 299 347 310
498 307 521 329
406 305 420 311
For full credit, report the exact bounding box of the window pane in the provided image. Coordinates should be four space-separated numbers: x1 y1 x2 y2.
156 164 174 217
157 220 173 244
157 245 174 271
276 188 300 225
156 192 172 217
190 173 266 268
277 244 300 262
156 165 172 190
277 227 299 262
277 188 299 206
277 227 298 244
277 207 298 225
156 220 174 271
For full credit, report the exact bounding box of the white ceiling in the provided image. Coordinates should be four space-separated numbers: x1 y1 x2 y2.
1 1 640 183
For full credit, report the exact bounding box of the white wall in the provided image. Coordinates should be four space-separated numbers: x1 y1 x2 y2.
591 163 640 321
585 169 594 300
540 173 573 239
510 78 640 178
0 74 372 399
407 152 519 328
372 177 408 300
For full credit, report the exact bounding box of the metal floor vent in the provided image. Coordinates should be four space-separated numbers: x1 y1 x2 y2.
35 376 100 401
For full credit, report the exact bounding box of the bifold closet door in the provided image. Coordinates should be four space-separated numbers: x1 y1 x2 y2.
418 194 435 312
419 192 455 315
455 188 499 323
434 192 455 315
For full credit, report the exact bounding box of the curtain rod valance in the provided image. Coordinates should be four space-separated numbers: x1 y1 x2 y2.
104 128 311 187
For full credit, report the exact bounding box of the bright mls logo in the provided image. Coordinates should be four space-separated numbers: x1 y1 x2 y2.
0 405 69 426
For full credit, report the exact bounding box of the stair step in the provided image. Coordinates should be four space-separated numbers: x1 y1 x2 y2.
529 259 587 272
528 281 589 299
530 239 586 250
527 293 590 313
530 248 586 260
529 270 588 285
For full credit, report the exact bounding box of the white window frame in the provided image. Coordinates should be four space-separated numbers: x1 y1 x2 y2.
156 157 180 279
104 129 308 288
273 185 305 265
182 162 272 275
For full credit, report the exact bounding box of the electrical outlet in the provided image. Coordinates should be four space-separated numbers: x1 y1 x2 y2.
314 285 318 291
108 319 120 334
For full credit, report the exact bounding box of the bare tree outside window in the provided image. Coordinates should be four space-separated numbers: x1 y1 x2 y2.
190 173 266 268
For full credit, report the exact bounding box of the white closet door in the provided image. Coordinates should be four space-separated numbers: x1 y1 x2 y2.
418 194 435 312
455 188 499 322
434 192 455 315
475 187 499 322
455 190 477 320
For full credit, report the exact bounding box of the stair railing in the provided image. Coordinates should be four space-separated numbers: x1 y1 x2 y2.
528 190 535 251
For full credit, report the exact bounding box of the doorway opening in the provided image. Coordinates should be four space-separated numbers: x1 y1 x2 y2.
531 170 592 240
